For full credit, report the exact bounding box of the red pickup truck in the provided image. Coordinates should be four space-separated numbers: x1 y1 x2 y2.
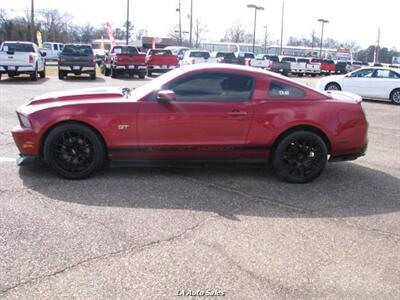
321 59 336 75
145 49 179 76
102 46 147 79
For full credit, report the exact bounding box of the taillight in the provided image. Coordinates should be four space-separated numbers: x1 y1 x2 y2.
29 55 33 64
93 58 96 65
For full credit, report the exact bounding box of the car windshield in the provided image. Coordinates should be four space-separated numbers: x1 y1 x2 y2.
149 50 172 56
1 43 34 52
189 51 210 58
112 46 138 55
62 45 93 56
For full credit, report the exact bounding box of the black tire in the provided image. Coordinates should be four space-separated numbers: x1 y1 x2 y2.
30 66 38 81
110 67 116 78
272 131 328 183
58 71 65 80
138 72 146 79
43 123 105 179
390 89 400 105
311 74 316 77
104 67 111 76
147 70 152 77
325 82 341 91
90 72 96 80
39 67 46 78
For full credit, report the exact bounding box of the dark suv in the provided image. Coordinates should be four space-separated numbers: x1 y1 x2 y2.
58 44 96 80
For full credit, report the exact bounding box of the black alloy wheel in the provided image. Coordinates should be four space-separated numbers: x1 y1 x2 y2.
272 131 328 183
44 123 105 179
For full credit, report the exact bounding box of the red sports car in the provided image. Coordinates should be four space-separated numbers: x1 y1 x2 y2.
12 64 368 183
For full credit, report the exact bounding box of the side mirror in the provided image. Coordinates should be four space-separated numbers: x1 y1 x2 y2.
156 90 176 102
40 51 47 57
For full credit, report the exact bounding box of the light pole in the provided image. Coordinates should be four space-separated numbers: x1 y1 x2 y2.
317 18 329 58
176 0 182 45
263 25 268 53
189 0 193 48
126 0 130 45
247 4 264 53
31 0 34 42
279 2 284 55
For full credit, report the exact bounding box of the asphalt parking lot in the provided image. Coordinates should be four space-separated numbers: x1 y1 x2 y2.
0 72 399 299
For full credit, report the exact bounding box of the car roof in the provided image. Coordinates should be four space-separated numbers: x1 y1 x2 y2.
3 41 35 44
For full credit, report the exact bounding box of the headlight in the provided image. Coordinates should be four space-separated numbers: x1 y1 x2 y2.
17 113 32 128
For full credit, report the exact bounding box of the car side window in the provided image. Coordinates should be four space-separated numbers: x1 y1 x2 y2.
167 73 254 102
350 69 374 78
373 69 400 79
53 44 58 50
268 81 305 98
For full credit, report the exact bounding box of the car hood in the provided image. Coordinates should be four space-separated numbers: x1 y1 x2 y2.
28 87 127 105
324 90 362 104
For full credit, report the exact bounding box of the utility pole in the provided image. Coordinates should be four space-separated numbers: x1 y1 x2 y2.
31 0 34 42
176 0 182 45
189 0 193 48
126 0 130 45
311 30 315 51
279 2 284 55
317 18 329 58
263 25 268 53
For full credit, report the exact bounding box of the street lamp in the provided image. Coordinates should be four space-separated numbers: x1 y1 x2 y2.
176 0 182 45
126 0 130 45
317 18 329 58
247 4 264 53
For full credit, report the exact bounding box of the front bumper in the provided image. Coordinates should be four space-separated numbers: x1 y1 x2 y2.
16 154 37 166
11 125 40 157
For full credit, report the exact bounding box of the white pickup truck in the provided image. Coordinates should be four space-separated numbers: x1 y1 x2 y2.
0 41 46 81
40 42 64 61
180 50 211 65
297 58 321 77
281 56 306 77
238 52 269 69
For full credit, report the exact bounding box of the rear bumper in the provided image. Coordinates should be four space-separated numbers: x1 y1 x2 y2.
147 65 178 73
329 144 367 162
112 65 147 73
59 66 96 73
0 65 36 73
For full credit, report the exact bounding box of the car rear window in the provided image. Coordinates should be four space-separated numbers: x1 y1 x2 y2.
282 57 296 62
268 81 305 98
112 46 138 55
297 58 308 63
62 45 93 56
189 51 210 59
149 50 172 56
267 56 279 62
324 60 334 64
2 43 34 52
311 58 322 63
216 52 236 59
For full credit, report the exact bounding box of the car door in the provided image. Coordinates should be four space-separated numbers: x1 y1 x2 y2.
137 72 255 158
370 69 400 99
340 68 375 97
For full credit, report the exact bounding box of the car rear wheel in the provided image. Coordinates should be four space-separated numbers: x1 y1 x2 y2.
43 123 105 179
110 68 117 78
325 82 341 91
138 72 146 79
390 89 400 105
272 131 328 183
30 66 38 81
39 67 46 78
58 71 65 80
90 72 96 80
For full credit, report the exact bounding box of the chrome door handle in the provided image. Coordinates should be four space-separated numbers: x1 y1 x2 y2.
228 110 248 117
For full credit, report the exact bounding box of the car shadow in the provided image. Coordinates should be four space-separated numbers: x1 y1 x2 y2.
0 77 50 85
62 76 106 82
18 161 400 219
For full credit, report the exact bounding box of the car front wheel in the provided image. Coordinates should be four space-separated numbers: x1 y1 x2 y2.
272 131 328 183
43 123 105 179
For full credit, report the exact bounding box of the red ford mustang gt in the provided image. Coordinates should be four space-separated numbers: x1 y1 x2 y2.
12 64 368 183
